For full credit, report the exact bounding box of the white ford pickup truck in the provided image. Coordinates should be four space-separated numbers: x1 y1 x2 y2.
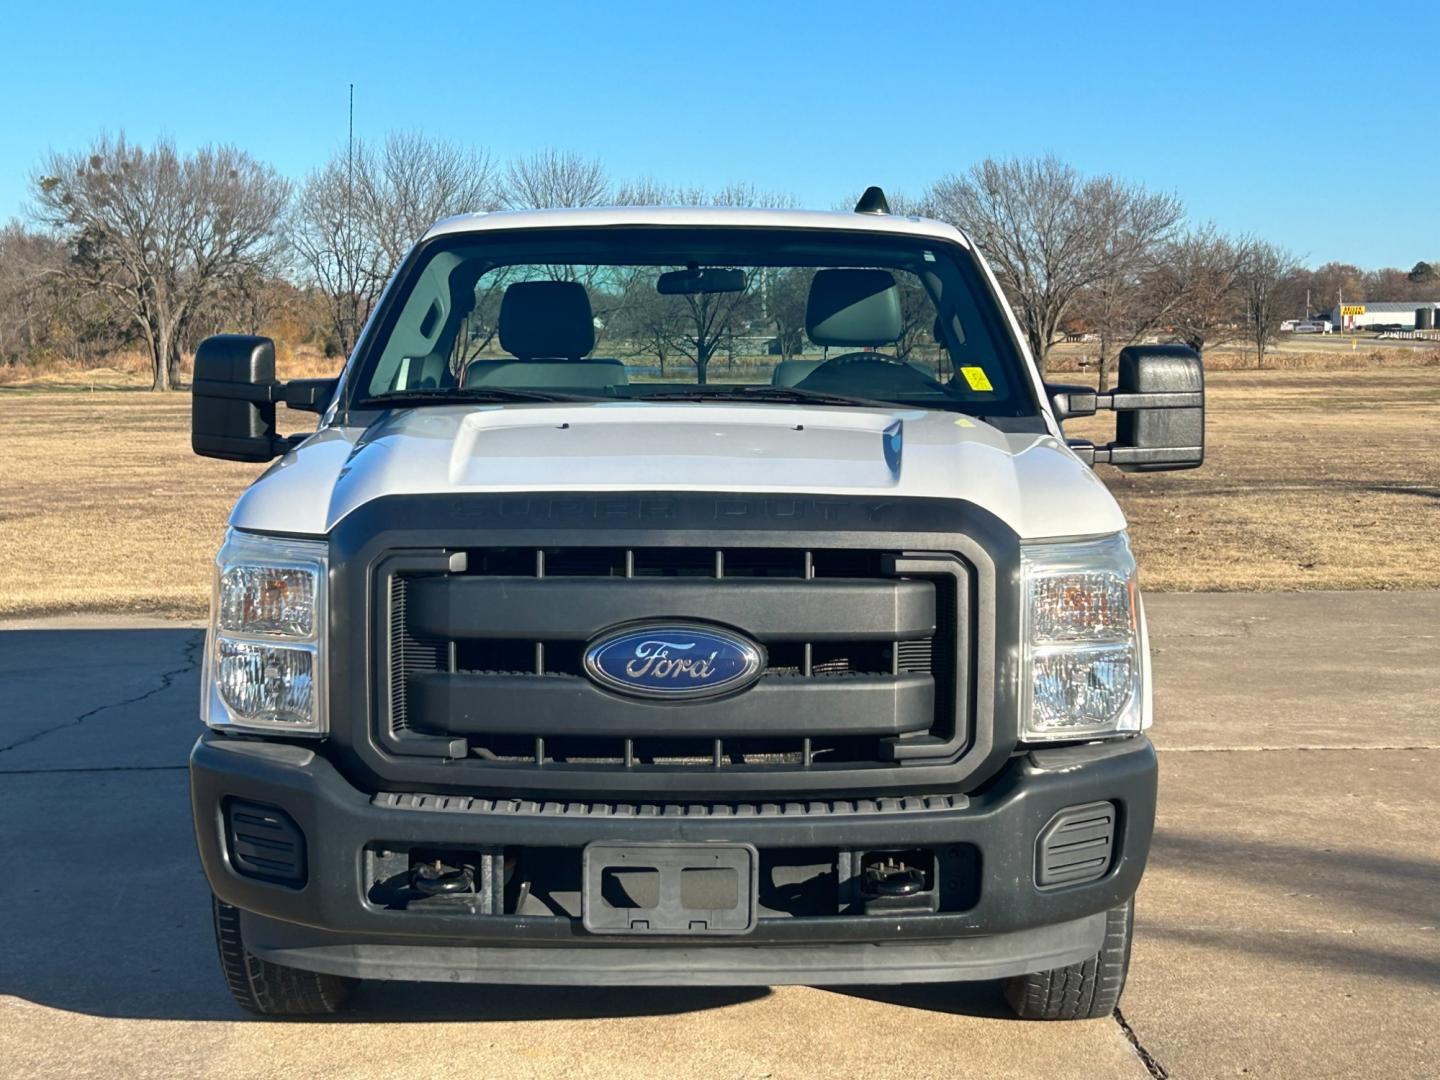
188 190 1204 1018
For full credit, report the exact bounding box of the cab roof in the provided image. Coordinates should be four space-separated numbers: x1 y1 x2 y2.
423 205 971 247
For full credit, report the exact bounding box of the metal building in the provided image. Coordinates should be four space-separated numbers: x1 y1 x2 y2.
1329 300 1440 331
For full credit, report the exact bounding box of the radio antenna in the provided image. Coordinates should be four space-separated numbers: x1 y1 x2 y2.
346 83 354 236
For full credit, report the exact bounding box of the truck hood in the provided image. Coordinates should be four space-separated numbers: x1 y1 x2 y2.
231 402 1125 540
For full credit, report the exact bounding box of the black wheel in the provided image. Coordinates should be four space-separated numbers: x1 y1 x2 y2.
212 895 356 1016
1002 900 1133 1021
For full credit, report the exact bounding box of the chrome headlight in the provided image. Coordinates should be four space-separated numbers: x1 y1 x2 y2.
1020 534 1144 742
203 530 328 736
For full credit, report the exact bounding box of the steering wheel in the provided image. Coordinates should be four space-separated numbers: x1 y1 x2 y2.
809 351 908 373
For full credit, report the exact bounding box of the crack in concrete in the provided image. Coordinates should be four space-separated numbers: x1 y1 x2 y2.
1114 1007 1168 1078
0 632 203 755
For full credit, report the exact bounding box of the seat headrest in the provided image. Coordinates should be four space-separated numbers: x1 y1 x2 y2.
806 269 902 347
499 281 595 359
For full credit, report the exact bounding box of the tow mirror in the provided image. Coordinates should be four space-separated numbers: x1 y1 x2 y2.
191 335 337 462
1048 344 1204 472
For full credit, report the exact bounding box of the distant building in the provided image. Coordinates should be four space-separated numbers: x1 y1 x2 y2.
1329 300 1440 330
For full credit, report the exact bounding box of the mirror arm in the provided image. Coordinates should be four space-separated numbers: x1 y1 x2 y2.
1100 390 1203 411
280 378 339 414
1045 382 1096 420
190 378 278 403
189 376 337 414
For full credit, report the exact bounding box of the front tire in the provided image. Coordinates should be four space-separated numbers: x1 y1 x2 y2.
212 895 356 1016
1002 900 1133 1020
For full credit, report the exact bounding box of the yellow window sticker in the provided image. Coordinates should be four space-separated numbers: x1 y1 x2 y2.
960 366 994 392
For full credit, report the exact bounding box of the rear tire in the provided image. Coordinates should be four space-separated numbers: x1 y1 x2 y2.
212 895 356 1016
1002 900 1133 1020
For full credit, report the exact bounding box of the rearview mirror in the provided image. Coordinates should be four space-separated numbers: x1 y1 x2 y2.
1049 345 1204 472
191 335 337 462
656 267 746 295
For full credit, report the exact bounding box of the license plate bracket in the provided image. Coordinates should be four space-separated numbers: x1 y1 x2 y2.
582 842 758 935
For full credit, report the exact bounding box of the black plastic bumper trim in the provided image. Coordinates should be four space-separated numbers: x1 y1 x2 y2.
241 910 1105 986
191 732 1156 946
371 790 969 819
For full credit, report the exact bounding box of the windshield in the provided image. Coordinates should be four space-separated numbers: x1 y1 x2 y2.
348 227 1038 421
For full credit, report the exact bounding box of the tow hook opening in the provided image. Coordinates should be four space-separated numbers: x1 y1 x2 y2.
857 849 939 914
409 858 475 897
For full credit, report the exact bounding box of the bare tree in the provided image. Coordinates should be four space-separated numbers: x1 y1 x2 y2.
767 267 812 359
1299 261 1366 314
928 156 1114 372
614 176 673 207
0 224 67 364
289 156 378 358
359 133 495 270
291 132 493 359
32 134 289 390
1240 241 1301 367
1363 266 1431 302
891 274 938 363
1154 226 1249 355
697 181 795 209
1074 180 1185 389
671 277 759 384
602 181 789 374
611 274 687 375
499 149 609 209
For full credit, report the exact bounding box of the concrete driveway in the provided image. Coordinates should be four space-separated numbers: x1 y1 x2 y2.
1 593 1436 1079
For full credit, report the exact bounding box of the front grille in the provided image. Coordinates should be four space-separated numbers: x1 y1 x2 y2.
377 546 968 778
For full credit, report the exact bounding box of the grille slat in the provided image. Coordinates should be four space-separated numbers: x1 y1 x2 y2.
406 576 935 642
389 576 447 732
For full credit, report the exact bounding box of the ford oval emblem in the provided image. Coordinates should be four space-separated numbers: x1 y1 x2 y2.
583 623 765 700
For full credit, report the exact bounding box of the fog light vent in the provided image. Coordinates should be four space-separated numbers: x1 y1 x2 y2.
1036 801 1115 888
225 800 306 885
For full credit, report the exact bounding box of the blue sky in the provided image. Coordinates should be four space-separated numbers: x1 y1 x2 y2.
1 1 1435 268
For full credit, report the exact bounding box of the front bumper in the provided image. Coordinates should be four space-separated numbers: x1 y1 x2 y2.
191 733 1157 986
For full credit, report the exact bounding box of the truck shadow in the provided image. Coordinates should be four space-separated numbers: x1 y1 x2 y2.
831 982 1011 1018
0 628 774 1023
0 764 768 1022
0 626 1017 1025
1142 829 1440 987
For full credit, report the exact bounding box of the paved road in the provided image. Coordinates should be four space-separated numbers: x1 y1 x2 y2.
1 594 1436 1079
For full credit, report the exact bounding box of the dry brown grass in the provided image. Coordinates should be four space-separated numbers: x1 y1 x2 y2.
0 391 310 619
1066 368 1440 590
1045 344 1440 372
0 367 1435 619
0 344 342 389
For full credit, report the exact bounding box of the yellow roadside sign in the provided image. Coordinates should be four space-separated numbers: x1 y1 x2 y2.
1341 305 1366 316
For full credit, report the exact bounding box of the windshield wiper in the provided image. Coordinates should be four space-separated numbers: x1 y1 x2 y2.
363 387 603 407
642 385 903 409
